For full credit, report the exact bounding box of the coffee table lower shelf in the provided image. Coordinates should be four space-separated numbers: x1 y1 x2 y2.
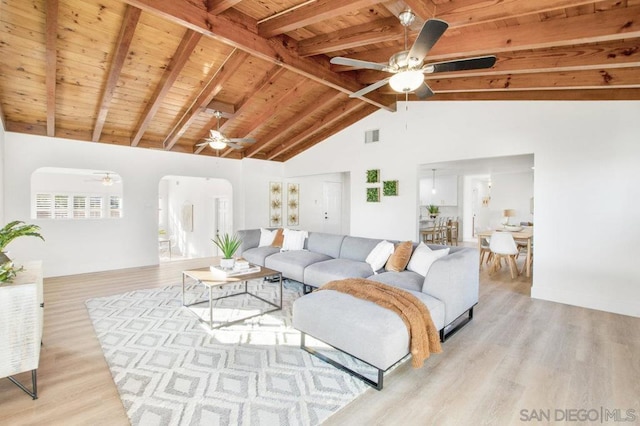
181 267 282 330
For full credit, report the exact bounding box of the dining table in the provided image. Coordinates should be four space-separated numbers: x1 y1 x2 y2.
477 226 533 277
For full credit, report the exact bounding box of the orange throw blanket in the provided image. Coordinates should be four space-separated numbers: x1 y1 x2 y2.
320 278 442 368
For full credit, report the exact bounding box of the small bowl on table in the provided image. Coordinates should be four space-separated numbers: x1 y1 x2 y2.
504 225 523 232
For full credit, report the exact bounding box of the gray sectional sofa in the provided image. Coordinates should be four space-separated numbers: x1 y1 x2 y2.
237 228 479 389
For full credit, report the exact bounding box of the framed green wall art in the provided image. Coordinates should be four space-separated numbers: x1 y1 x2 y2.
366 169 379 184
366 187 380 202
383 180 399 196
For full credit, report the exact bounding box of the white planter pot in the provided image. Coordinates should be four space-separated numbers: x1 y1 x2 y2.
219 258 235 269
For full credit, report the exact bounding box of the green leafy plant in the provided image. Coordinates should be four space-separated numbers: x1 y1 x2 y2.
366 187 380 202
212 233 242 259
427 204 440 214
0 220 44 252
366 169 379 184
383 180 398 196
0 221 44 283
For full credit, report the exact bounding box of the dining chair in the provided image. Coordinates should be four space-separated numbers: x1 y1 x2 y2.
479 237 492 267
447 219 459 246
489 232 520 279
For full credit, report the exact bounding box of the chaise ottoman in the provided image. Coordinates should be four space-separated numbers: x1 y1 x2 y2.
292 287 445 390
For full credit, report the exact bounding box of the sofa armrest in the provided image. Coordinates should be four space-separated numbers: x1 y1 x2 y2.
237 229 261 256
421 247 479 326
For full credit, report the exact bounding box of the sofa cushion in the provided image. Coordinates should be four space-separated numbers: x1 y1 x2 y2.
293 288 445 371
385 241 413 272
365 240 395 272
307 232 345 259
259 228 279 247
407 242 450 277
367 270 425 293
265 250 332 282
304 259 374 288
241 246 280 267
282 229 308 251
339 236 383 262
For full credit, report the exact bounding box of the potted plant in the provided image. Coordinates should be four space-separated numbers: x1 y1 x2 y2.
427 204 440 219
212 233 242 269
0 220 45 283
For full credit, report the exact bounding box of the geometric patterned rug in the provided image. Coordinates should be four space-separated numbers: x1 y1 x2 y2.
86 280 371 426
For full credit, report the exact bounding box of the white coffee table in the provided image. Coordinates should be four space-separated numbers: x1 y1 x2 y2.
181 261 282 329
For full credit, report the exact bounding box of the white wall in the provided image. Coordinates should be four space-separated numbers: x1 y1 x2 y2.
240 158 285 229
285 101 640 318
3 133 277 277
287 172 346 233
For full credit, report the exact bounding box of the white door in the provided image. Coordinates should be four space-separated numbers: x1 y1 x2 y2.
322 182 342 234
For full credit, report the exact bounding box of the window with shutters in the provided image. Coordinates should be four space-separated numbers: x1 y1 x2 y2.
109 196 123 218
31 168 123 220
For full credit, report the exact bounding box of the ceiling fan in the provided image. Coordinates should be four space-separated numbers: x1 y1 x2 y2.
86 172 119 186
330 9 497 100
196 111 256 151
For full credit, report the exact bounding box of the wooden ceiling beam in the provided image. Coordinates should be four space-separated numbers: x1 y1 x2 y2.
332 3 640 70
278 104 377 161
258 0 386 38
423 88 640 101
219 76 309 158
243 90 344 158
207 0 243 15
388 67 640 93
45 0 58 137
92 5 141 142
433 0 601 28
401 0 436 21
195 66 286 155
355 39 640 84
298 16 404 57
121 0 395 111
266 97 364 160
164 49 249 150
130 30 202 147
204 100 236 117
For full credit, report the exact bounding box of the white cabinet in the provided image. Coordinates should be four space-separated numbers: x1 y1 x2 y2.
420 175 458 206
0 261 43 399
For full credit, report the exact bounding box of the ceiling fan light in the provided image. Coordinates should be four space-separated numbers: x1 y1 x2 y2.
102 176 113 186
389 70 423 93
208 140 227 150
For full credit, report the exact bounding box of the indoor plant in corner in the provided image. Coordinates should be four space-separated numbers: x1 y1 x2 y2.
427 204 440 219
212 233 242 269
0 220 45 283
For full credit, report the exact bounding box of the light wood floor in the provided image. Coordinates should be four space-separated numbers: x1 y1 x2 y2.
1 256 639 425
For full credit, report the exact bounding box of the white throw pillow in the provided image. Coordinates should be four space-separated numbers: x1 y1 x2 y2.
258 228 278 247
406 242 450 277
281 229 308 251
365 240 395 272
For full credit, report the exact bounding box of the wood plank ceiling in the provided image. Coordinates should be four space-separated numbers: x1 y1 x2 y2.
1 0 639 161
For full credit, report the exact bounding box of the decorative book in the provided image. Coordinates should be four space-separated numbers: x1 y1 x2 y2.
210 264 260 277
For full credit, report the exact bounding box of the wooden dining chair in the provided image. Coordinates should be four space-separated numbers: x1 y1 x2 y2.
447 219 459 246
489 232 520 279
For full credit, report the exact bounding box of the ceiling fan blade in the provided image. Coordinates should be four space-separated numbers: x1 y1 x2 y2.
330 56 388 71
226 142 245 150
408 19 449 65
414 82 435 100
426 55 497 73
227 137 256 144
350 77 391 98
196 141 209 147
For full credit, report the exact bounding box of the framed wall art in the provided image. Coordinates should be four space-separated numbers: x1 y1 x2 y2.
269 182 282 227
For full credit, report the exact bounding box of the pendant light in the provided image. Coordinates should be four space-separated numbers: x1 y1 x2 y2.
431 169 437 194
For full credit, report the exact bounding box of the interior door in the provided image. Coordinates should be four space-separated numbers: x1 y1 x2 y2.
322 182 342 234
214 197 230 255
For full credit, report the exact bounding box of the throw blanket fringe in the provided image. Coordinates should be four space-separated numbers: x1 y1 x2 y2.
320 278 442 368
